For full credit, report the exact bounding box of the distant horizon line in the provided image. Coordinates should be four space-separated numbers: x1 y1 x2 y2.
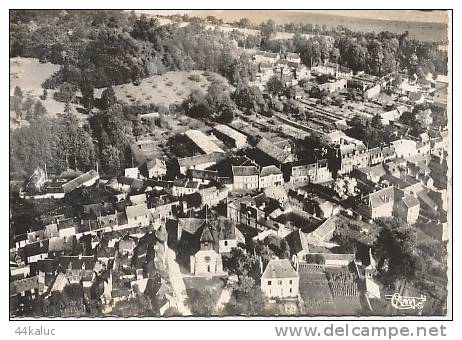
133 9 448 25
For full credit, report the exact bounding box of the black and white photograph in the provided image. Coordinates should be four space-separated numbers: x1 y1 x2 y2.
8 6 452 328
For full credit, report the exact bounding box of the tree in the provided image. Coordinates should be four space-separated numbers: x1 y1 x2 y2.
371 114 383 129
233 83 265 113
226 283 269 316
236 18 252 29
22 97 35 116
260 19 276 43
12 86 23 117
306 253 326 264
185 288 217 316
101 145 121 176
332 226 357 253
33 100 47 117
217 110 234 124
40 89 48 100
283 86 296 99
100 85 117 110
266 76 284 97
56 112 95 170
80 82 94 111
373 218 422 284
53 82 77 103
223 247 260 280
14 86 23 99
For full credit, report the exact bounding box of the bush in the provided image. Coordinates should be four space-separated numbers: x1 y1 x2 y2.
305 253 325 264
188 74 202 82
42 70 64 89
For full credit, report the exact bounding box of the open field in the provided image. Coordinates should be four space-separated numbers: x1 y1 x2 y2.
96 70 233 107
10 57 60 97
10 57 85 123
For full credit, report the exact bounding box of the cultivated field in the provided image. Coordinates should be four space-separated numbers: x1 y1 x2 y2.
96 70 233 107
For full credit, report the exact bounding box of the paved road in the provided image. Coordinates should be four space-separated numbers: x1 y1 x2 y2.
166 247 192 316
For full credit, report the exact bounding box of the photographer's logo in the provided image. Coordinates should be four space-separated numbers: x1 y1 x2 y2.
385 293 426 310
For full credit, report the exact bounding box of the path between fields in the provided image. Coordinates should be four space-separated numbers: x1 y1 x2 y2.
215 287 233 313
166 246 192 316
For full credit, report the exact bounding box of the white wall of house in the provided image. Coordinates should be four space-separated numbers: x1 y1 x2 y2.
218 239 238 254
261 277 299 299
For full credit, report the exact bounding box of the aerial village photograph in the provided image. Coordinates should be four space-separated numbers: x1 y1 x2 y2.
9 9 451 319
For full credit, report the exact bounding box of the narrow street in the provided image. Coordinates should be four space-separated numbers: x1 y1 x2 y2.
166 246 192 316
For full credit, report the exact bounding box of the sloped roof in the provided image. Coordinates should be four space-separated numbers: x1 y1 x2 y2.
125 204 148 219
260 165 283 177
24 240 49 257
359 164 386 179
146 158 166 170
264 186 288 202
232 165 259 177
49 236 75 252
62 170 99 194
130 193 147 205
436 74 448 83
401 194 420 208
286 229 309 255
309 217 336 241
261 259 298 279
187 169 219 181
10 275 41 297
215 217 236 240
184 129 224 154
256 138 293 163
177 152 227 169
214 124 247 142
199 221 215 243
368 186 395 208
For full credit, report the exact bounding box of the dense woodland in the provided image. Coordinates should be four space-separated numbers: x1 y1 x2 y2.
10 10 448 179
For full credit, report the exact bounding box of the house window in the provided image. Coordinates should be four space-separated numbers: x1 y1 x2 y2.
290 288 292 293
278 280 283 285
289 280 292 285
268 280 272 286
224 240 228 246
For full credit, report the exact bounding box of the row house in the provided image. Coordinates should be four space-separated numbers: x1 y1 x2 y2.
259 165 284 189
148 194 180 225
198 185 229 207
186 169 219 185
176 152 227 175
125 204 150 227
227 195 267 230
232 166 259 190
336 142 369 175
146 159 167 178
358 186 420 224
290 159 332 184
318 78 347 93
172 179 200 197
287 189 334 219
253 51 280 64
